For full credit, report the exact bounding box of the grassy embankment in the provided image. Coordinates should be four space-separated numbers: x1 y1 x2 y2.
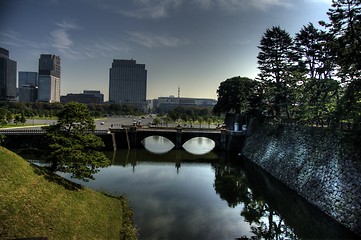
0 146 137 239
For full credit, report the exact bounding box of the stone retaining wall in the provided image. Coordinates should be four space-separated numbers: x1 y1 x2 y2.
242 119 361 236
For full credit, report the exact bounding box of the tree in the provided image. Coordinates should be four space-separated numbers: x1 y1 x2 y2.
257 26 300 119
0 109 8 127
320 0 361 127
295 23 335 80
294 23 339 125
13 113 26 125
335 78 361 129
44 102 110 181
320 0 361 82
213 76 255 115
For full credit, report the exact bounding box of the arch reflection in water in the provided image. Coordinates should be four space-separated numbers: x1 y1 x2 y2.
142 135 175 154
183 137 215 155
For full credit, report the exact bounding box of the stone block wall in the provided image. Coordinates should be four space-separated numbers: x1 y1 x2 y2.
242 119 361 236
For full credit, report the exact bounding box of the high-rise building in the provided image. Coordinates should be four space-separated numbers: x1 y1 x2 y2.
0 47 17 101
109 59 147 110
18 71 38 102
38 54 60 102
19 71 38 87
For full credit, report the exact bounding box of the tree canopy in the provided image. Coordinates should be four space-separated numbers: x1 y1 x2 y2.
43 102 110 181
257 26 300 119
211 1 361 130
320 0 361 82
213 76 256 115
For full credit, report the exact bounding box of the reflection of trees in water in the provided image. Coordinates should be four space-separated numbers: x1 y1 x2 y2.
242 200 298 240
212 161 298 240
213 164 251 208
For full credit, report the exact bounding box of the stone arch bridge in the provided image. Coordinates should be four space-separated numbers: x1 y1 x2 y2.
110 126 246 151
0 127 246 152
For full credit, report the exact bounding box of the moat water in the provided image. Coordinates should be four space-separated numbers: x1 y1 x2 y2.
36 137 359 239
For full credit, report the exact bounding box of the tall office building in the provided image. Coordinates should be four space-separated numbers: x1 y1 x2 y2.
38 54 60 102
18 71 38 102
0 47 17 101
109 59 147 109
19 71 38 87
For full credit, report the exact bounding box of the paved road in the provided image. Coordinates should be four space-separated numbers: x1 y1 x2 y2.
8 115 218 130
21 116 155 130
94 116 154 130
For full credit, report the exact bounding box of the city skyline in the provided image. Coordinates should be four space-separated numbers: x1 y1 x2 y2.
1 0 332 101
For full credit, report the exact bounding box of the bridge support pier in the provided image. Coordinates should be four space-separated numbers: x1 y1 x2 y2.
130 126 138 148
175 127 182 149
220 129 227 151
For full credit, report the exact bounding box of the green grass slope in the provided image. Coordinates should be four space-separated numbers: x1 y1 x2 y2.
0 146 137 239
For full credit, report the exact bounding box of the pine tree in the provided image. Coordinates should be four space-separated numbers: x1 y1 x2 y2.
44 102 110 181
257 26 300 119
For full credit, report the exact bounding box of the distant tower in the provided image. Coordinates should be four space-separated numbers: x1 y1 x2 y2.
18 71 38 102
38 54 61 102
109 59 147 110
0 47 17 101
178 86 180 99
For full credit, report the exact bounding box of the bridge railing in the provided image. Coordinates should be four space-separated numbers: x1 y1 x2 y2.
112 125 222 132
0 129 109 135
0 129 46 134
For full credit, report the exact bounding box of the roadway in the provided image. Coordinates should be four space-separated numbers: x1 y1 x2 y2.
2 115 219 131
11 116 155 130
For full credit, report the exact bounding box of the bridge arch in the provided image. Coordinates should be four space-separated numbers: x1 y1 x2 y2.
141 135 175 154
182 137 216 155
180 132 221 150
128 128 224 151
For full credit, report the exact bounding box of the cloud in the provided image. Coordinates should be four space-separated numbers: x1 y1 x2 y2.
248 0 292 10
192 0 213 9
305 0 332 4
117 5 168 19
199 0 292 12
191 0 293 12
50 20 81 52
81 38 130 58
0 30 47 49
94 0 291 19
48 20 129 60
128 32 191 48
101 0 183 19
51 28 73 50
56 20 80 30
1 25 128 62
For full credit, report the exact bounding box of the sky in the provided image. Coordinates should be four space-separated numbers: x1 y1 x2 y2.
0 0 332 101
